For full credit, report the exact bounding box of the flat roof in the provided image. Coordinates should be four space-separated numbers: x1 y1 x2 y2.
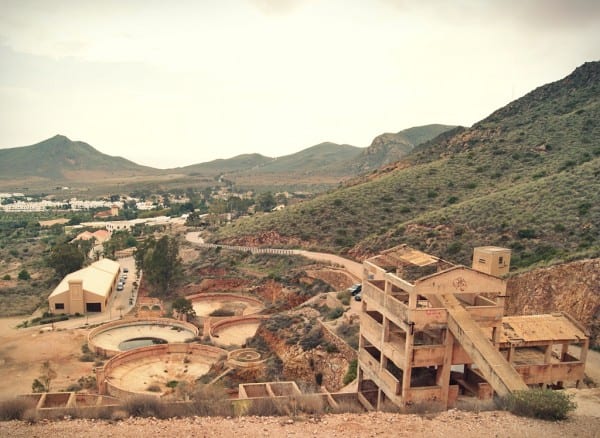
499 313 588 344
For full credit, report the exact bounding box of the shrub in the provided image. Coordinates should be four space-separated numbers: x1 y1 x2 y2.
326 307 344 320
79 352 95 362
122 395 166 418
146 384 161 392
299 327 323 351
324 342 339 353
209 308 235 317
193 384 233 416
2 274 10 280
18 269 31 280
343 359 358 385
499 389 576 421
0 398 36 420
517 229 536 239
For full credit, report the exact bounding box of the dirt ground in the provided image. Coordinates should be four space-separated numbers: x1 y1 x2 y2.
2 410 600 437
0 321 94 396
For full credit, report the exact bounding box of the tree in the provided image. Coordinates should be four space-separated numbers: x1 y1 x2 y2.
32 361 56 392
47 243 84 278
136 235 182 297
256 191 276 212
17 269 30 280
172 297 196 321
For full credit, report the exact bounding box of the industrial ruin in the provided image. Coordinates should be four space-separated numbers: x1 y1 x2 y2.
357 245 589 410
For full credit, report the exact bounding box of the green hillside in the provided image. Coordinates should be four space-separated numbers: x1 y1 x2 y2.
248 142 361 175
0 135 155 181
179 153 272 175
179 125 455 189
214 61 600 271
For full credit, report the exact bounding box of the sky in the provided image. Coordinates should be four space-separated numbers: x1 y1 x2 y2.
0 1 599 169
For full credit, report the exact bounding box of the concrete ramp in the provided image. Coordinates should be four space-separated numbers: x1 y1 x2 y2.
437 293 528 397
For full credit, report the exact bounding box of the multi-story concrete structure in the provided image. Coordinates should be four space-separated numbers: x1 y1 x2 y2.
357 245 589 411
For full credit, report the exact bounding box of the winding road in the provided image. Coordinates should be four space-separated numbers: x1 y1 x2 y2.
185 232 363 281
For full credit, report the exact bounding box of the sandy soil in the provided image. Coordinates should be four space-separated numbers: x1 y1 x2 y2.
213 322 261 347
0 326 94 396
2 410 600 437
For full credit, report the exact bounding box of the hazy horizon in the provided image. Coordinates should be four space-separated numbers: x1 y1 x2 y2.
1 0 599 168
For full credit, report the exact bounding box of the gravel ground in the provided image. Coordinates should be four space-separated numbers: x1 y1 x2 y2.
2 410 600 438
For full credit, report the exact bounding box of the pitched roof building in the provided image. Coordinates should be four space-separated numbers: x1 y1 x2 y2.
48 258 121 314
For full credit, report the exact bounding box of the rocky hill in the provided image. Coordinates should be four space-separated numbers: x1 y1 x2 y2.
0 135 156 183
506 258 600 345
215 61 600 271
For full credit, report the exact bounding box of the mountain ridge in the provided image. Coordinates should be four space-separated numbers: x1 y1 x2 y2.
0 124 456 190
214 61 600 271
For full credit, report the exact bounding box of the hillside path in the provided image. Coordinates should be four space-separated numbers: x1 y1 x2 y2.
185 232 363 281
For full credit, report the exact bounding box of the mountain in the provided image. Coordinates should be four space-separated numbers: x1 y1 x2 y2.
0 135 156 183
214 61 600 271
0 123 455 192
201 125 456 188
344 124 456 174
179 153 272 175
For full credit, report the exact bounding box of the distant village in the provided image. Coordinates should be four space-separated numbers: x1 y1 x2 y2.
0 186 312 215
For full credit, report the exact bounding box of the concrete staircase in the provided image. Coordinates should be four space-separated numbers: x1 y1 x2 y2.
437 293 528 397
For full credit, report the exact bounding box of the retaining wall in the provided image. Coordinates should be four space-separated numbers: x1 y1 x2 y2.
198 242 298 256
318 320 358 362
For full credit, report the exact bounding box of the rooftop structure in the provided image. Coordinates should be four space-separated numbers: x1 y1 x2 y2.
357 245 589 411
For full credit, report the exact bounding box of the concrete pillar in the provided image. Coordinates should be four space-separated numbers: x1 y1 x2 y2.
437 329 454 407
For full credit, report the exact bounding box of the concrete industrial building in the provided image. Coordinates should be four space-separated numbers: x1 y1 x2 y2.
357 245 589 411
48 258 121 314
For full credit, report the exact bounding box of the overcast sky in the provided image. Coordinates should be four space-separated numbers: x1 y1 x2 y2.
0 0 598 168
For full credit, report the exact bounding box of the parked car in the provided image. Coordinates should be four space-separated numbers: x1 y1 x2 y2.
354 292 362 301
348 283 362 295
123 267 129 273
117 283 124 291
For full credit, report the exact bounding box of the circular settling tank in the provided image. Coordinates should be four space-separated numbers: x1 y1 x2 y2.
100 343 227 398
210 316 267 347
189 293 264 318
88 318 199 357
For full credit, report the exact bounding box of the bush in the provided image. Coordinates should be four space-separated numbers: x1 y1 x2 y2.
299 327 323 351
517 229 537 239
18 269 31 281
0 398 36 420
326 307 344 320
122 395 167 418
499 389 576 420
209 308 235 317
343 359 358 385
2 274 10 280
192 384 232 416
